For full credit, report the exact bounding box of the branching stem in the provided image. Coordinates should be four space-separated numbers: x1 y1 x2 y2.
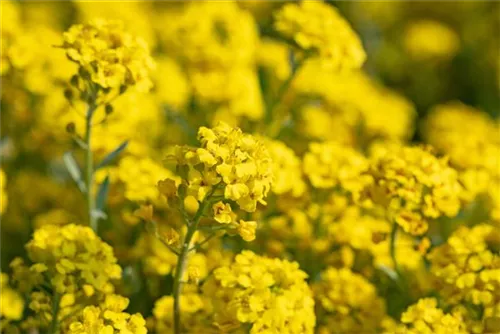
84 101 97 233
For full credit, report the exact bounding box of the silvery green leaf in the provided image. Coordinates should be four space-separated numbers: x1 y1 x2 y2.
95 175 110 212
63 152 86 193
91 209 107 220
95 140 128 169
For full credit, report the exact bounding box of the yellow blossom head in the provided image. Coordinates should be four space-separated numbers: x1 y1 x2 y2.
360 145 464 235
313 267 388 333
62 19 155 92
398 298 468 334
176 122 273 213
404 20 460 61
274 0 366 71
204 250 315 333
26 224 122 295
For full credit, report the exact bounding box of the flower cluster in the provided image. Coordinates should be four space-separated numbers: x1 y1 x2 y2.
204 250 315 333
359 145 464 235
303 141 367 192
168 1 263 123
169 2 257 69
423 102 499 172
176 122 273 210
396 298 468 334
404 20 460 61
62 19 154 92
152 294 211 333
274 0 366 71
266 139 306 197
68 295 147 334
0 272 24 329
97 155 178 205
25 224 121 295
166 122 273 242
428 224 500 332
5 224 128 332
423 102 500 223
313 267 388 333
1 2 498 334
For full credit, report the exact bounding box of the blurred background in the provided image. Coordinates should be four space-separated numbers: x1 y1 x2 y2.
1 0 499 302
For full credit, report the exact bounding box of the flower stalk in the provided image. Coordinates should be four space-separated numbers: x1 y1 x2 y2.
84 101 98 233
172 199 209 334
49 293 61 334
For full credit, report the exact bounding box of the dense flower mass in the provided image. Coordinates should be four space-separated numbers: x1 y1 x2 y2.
68 295 147 334
266 139 306 196
360 145 464 235
25 224 121 295
313 267 388 333
428 224 500 332
62 19 154 92
204 250 315 333
97 155 178 204
303 141 367 191
0 273 24 326
169 1 258 68
404 20 460 61
423 101 499 172
396 298 468 334
1 2 499 334
292 67 416 145
274 0 366 71
175 121 273 212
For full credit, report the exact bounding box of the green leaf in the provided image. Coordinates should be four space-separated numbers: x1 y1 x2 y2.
95 175 110 212
63 152 86 193
91 209 107 220
95 140 128 169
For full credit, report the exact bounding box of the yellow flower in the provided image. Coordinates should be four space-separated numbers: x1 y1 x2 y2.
423 101 499 172
212 201 235 224
313 267 387 333
204 250 315 333
274 0 366 71
153 56 190 108
237 220 258 242
191 67 265 122
303 141 368 192
404 20 460 61
25 224 122 295
293 68 416 145
62 19 154 92
176 122 273 214
427 224 500 332
68 295 147 334
423 101 500 224
152 294 211 333
359 145 464 235
257 38 291 82
169 1 258 68
131 234 178 276
0 273 24 321
265 139 306 197
398 298 468 334
97 156 178 205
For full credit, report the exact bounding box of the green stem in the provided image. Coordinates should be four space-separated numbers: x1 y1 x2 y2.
172 199 209 334
49 293 61 334
265 57 306 137
390 224 407 292
189 232 217 252
85 102 97 233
